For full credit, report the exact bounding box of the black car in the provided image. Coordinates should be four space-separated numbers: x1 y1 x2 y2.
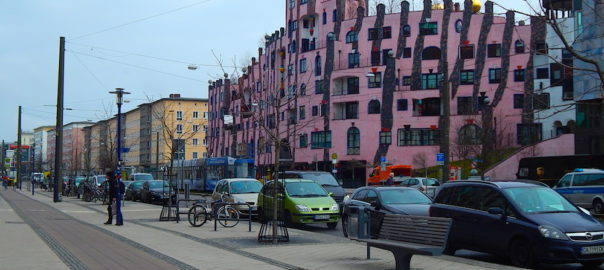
280 171 346 207
430 180 604 268
125 180 146 201
341 186 432 237
140 180 176 204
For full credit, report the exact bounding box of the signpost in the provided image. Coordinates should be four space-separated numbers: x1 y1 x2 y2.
380 156 387 171
436 153 445 165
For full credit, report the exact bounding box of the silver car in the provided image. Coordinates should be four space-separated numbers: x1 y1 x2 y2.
554 169 604 214
212 178 262 216
398 177 440 198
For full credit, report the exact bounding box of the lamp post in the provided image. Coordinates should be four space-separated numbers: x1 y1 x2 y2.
109 87 130 225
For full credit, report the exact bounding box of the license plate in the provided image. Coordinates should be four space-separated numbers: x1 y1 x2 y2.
582 246 604 255
314 214 330 220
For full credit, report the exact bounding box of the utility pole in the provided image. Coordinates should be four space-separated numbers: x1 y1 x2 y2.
439 61 450 184
17 106 22 190
54 36 65 202
156 131 159 179
1 140 5 177
32 142 36 195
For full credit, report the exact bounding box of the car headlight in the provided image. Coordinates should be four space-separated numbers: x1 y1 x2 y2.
539 225 569 240
295 204 311 212
330 203 339 211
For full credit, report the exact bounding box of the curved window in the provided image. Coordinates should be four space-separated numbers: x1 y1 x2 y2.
402 25 411 37
347 127 360 155
346 31 358 43
455 19 463 33
458 124 482 145
315 55 322 76
422 46 441 60
368 100 381 114
515 40 525 54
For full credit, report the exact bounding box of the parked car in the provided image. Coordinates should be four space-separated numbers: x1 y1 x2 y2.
430 180 604 268
279 171 346 207
257 179 340 229
553 169 604 213
212 178 262 216
397 177 441 198
128 173 154 181
91 175 106 187
125 180 147 201
341 186 432 237
140 180 176 204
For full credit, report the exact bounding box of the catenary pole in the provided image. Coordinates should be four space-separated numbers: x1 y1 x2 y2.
54 36 65 202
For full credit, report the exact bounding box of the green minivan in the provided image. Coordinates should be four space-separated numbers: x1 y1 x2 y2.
257 179 340 229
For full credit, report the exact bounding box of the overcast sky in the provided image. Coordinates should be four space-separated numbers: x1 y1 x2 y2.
0 0 537 142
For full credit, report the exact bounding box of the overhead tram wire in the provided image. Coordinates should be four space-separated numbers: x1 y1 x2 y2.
70 0 215 41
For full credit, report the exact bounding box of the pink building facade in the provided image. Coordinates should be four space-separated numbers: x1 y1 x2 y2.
208 0 535 186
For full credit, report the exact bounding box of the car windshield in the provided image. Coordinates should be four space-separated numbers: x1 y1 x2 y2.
504 187 578 214
286 182 328 197
379 189 432 204
96 176 106 183
149 181 170 189
297 173 339 186
134 174 154 180
229 181 262 194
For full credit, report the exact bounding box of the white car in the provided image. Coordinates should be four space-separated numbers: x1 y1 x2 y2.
212 178 262 216
398 177 440 198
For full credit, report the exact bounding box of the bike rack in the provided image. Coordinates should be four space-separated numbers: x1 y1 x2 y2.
175 199 204 222
212 202 253 232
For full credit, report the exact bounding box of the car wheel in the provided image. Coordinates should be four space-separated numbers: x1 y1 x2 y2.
341 215 349 237
509 238 536 268
581 260 603 269
327 222 338 230
593 199 604 214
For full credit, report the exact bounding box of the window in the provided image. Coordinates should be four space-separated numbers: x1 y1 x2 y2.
333 102 358 119
322 11 327 24
300 84 306 96
402 25 411 37
460 70 474 85
368 72 382 88
382 49 393 65
379 131 392 145
300 58 307 73
514 69 525 82
371 50 380 66
320 103 327 116
397 99 408 111
311 131 332 148
536 68 549 79
333 9 337 22
290 0 295 8
193 111 199 119
460 45 474 59
347 127 360 155
513 94 524 109
203 125 208 132
458 124 481 145
368 28 380 40
312 105 318 116
382 26 392 39
487 43 502 58
419 22 438 35
403 47 412 58
422 46 441 60
397 128 440 146
299 105 306 120
535 42 548 54
533 93 550 110
192 138 198 145
315 55 322 76
550 63 563 85
348 52 360 68
346 31 358 43
300 0 307 4
515 40 525 54
347 77 359 94
176 111 183 120
488 68 501 83
457 97 473 115
421 73 442 89
413 98 440 116
402 76 412 86
299 133 307 148
368 100 381 114
288 41 297 53
176 124 183 134
315 80 325 94
454 19 463 33
517 123 543 145
193 125 199 132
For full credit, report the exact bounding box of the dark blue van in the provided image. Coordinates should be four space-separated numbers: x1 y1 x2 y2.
430 180 604 268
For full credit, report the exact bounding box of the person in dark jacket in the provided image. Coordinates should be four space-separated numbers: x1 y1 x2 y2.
104 171 125 225
385 172 395 186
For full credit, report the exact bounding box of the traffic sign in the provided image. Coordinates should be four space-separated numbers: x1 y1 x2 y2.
380 156 386 163
331 153 338 160
436 153 445 165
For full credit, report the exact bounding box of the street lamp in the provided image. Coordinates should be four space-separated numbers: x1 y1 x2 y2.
109 87 130 226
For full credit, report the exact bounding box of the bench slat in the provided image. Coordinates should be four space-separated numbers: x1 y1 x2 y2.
380 226 449 237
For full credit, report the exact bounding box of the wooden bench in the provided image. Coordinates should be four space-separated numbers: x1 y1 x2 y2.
351 213 452 270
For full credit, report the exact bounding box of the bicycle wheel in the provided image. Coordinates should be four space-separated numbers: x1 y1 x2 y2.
217 206 240 228
188 205 208 227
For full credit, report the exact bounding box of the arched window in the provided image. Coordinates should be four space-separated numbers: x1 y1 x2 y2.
515 40 525 54
346 31 358 43
422 46 441 60
458 124 481 145
347 127 360 155
402 25 411 37
368 100 381 114
315 55 322 76
455 19 463 33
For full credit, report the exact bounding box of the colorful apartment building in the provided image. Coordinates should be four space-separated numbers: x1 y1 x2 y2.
44 122 94 177
208 0 542 186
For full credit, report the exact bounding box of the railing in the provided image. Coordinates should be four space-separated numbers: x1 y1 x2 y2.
213 202 253 232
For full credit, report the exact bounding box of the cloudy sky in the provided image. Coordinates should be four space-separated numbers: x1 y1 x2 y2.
0 0 537 142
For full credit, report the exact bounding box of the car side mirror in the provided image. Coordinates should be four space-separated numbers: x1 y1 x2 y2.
370 201 381 209
488 207 504 216
328 192 334 197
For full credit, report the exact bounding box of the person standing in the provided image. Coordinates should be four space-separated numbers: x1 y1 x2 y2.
104 171 125 226
385 172 395 186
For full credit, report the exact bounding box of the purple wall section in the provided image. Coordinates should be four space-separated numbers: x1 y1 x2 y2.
208 0 533 185
485 134 575 180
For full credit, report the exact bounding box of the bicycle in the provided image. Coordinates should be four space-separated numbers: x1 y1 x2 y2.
187 197 240 228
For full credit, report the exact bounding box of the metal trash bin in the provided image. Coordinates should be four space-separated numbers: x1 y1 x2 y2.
347 205 370 239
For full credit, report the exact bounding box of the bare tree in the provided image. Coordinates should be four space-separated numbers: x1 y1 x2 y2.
412 152 429 177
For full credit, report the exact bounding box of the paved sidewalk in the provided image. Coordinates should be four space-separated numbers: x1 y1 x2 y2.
0 188 522 270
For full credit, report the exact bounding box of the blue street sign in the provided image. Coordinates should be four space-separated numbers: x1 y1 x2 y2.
436 153 445 165
121 147 130 153
380 156 386 163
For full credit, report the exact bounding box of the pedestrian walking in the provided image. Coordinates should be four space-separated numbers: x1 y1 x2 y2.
385 172 395 186
2 176 7 190
104 171 125 226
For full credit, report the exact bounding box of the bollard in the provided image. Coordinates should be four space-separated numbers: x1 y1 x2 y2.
184 184 190 200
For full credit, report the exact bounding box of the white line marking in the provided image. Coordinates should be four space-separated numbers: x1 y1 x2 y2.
30 209 48 212
122 209 159 212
